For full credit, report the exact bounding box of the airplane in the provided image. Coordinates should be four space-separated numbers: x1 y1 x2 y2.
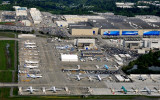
111 86 138 94
42 87 46 94
89 75 108 81
69 74 85 81
138 75 147 81
25 60 39 64
27 74 42 79
23 86 39 94
95 65 109 70
87 76 93 81
139 87 156 94
24 64 38 69
46 86 63 93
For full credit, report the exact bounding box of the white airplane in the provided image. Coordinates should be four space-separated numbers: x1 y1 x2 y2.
139 87 156 94
27 74 42 79
25 60 39 64
69 74 85 81
42 87 46 94
138 75 147 81
89 75 108 81
46 86 63 93
24 64 38 69
23 86 39 94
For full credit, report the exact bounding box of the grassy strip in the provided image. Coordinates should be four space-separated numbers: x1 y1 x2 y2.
0 71 12 82
0 32 15 38
0 40 15 70
0 88 10 98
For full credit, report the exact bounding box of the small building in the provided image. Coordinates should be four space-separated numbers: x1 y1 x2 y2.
61 54 78 62
74 39 96 50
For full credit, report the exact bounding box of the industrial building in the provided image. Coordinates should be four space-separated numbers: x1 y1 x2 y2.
74 39 96 50
30 8 42 24
123 38 160 50
67 14 160 36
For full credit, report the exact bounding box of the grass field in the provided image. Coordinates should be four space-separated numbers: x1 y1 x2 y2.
0 40 15 70
0 32 15 38
0 71 12 82
0 88 10 98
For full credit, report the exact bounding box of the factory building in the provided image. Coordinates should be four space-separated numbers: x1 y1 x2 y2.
143 38 160 49
30 8 42 24
68 14 160 36
74 39 96 50
123 38 143 49
123 38 160 50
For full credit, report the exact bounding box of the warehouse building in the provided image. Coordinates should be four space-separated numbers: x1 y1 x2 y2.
30 8 42 24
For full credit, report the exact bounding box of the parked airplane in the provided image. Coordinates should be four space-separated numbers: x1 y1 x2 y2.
138 75 147 81
111 86 138 94
46 86 63 93
139 87 156 94
25 60 39 64
24 64 38 69
69 74 85 81
27 74 42 79
23 86 38 94
90 75 108 81
95 65 109 70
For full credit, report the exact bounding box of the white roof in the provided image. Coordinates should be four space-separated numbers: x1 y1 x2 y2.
61 54 78 61
125 54 131 58
119 54 126 58
115 74 124 81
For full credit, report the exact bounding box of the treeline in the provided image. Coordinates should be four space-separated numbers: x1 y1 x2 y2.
122 51 160 74
0 0 160 16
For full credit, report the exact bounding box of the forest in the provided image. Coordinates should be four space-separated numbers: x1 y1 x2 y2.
0 0 160 16
122 51 160 74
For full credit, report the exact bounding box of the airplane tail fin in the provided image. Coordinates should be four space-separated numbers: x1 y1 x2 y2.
27 74 30 77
